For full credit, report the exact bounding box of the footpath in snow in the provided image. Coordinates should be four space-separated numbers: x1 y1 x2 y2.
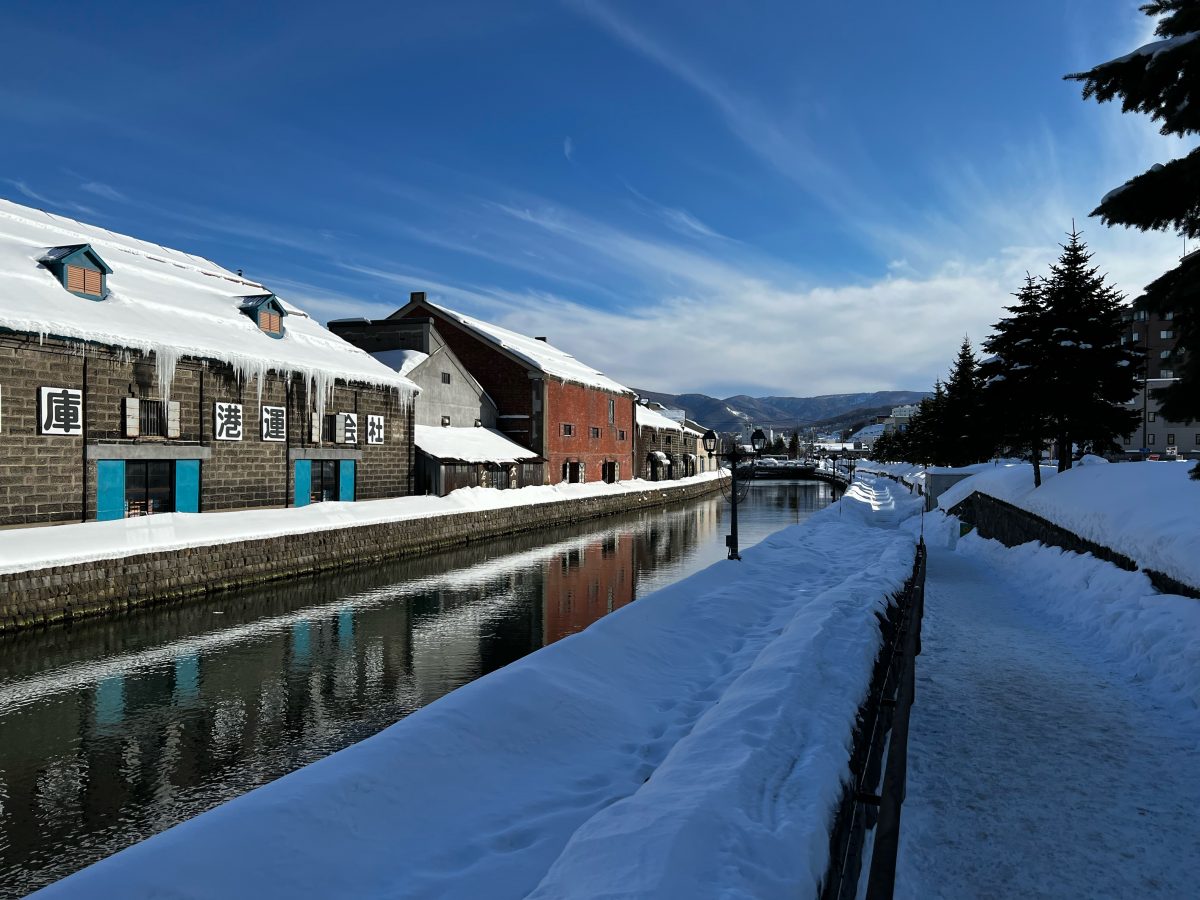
34 478 921 900
0 472 722 576
897 515 1200 898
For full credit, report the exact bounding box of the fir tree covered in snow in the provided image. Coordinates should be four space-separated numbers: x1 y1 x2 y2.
980 275 1055 486
1040 229 1140 470
1067 0 1200 478
941 336 988 467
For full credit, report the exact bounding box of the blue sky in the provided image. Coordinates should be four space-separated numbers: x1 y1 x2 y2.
0 0 1191 397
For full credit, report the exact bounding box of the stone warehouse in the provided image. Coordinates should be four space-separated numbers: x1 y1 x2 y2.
333 292 638 485
0 199 418 528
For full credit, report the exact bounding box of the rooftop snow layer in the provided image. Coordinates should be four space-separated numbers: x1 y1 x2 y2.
426 300 632 395
414 425 540 463
635 404 683 432
0 198 417 399
371 348 429 377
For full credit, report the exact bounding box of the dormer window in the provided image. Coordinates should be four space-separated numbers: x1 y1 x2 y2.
40 244 112 300
238 294 288 338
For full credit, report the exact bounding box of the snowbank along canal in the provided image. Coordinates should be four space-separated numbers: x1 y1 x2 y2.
0 480 838 896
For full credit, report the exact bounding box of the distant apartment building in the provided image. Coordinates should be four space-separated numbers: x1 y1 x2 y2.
1120 304 1197 458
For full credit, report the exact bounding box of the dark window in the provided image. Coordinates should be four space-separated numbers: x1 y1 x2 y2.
1167 433 1175 446
1194 433 1199 445
441 372 451 384
1148 434 1156 445
140 399 167 437
441 415 451 427
125 460 174 517
310 460 338 503
1148 412 1157 423
665 434 673 446
608 399 615 424
590 426 601 439
562 423 574 436
322 414 337 442
618 430 626 441
1160 330 1173 340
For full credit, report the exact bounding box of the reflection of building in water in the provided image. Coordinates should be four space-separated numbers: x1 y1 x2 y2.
542 533 637 644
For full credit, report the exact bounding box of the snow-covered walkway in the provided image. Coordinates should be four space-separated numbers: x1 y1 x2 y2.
897 533 1200 898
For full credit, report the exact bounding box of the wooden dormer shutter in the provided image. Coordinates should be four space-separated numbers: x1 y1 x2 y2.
67 265 86 292
83 268 102 295
260 309 282 334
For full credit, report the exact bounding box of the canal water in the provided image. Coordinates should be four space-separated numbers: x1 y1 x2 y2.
0 480 838 896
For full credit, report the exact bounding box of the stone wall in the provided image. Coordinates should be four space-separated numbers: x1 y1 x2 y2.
950 491 1199 599
0 477 723 632
0 333 413 525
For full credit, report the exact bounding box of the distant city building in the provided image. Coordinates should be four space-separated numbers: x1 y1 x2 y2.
1120 302 1196 458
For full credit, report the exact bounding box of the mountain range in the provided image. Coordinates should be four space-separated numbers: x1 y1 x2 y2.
634 390 930 437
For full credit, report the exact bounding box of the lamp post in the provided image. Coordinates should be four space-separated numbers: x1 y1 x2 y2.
704 427 767 560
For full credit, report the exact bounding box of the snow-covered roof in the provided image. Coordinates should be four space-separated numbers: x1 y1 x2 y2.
371 348 428 377
0 198 417 400
422 300 632 395
414 425 540 464
636 404 683 432
649 450 670 462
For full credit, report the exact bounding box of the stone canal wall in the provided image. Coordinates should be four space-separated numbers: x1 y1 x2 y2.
949 491 1200 600
0 478 722 632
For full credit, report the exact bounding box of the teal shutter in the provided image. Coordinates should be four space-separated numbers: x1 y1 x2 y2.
338 459 356 501
96 460 125 521
294 460 311 507
175 460 200 513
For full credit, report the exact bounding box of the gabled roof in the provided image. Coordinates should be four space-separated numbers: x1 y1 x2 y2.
39 243 113 273
237 293 288 316
396 296 633 396
635 403 683 432
414 425 541 464
0 198 416 395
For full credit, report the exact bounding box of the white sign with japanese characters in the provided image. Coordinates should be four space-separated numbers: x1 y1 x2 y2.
340 412 358 444
261 405 287 442
214 402 244 441
39 387 83 435
366 414 384 444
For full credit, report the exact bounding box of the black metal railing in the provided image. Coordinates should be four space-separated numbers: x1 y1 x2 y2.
821 538 927 900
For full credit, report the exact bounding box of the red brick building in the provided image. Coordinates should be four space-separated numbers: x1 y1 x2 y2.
339 293 637 484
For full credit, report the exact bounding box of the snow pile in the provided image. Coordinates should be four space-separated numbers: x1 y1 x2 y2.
635 403 684 432
938 462 1200 591
427 301 632 395
413 424 540 463
0 199 418 408
35 478 921 900
0 473 725 576
371 348 428 377
954 525 1200 724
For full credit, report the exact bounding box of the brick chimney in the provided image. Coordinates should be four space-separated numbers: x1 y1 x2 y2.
410 291 426 303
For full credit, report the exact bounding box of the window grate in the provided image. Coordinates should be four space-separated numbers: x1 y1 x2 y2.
140 399 167 436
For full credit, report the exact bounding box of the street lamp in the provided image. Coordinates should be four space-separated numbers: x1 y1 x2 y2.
704 427 767 560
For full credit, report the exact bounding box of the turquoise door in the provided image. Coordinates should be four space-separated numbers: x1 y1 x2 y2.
175 460 200 513
294 460 311 507
338 460 356 501
96 460 125 521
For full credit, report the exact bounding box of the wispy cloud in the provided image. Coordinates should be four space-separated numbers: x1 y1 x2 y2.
563 136 575 161
4 178 99 218
79 181 128 202
623 183 729 241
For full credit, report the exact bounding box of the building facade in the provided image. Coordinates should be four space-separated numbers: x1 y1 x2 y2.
0 199 416 527
636 402 686 480
336 293 637 485
1120 305 1197 459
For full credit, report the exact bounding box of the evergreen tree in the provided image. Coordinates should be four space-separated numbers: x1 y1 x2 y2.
941 336 987 467
980 275 1054 486
905 381 947 466
787 430 801 459
1067 1 1200 478
1040 229 1141 470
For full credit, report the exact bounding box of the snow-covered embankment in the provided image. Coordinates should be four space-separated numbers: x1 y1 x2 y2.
36 478 922 900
